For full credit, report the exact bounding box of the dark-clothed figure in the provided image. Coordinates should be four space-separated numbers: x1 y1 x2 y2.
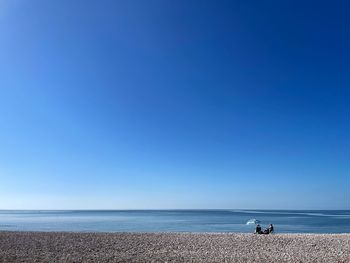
255 224 262 234
263 224 274 234
268 224 274 233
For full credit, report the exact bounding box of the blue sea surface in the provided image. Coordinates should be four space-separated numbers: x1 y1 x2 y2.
0 210 349 233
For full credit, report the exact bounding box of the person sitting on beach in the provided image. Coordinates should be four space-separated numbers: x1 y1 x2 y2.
268 224 274 233
263 224 274 234
255 224 262 234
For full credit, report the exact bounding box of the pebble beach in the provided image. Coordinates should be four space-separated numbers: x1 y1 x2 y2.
0 232 349 262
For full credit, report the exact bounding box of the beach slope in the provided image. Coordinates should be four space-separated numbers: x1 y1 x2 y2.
0 232 349 262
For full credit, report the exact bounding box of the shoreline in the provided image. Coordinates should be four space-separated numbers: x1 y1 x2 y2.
0 231 349 262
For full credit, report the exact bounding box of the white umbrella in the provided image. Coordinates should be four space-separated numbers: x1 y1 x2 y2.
246 219 261 225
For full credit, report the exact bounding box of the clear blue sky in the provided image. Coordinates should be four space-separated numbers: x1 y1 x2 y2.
0 0 349 209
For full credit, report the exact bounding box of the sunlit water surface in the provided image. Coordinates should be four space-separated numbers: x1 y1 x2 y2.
0 210 349 233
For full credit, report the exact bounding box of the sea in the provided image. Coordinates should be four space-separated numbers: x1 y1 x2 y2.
0 210 349 233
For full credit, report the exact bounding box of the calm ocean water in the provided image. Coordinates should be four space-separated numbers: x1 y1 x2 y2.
0 210 349 233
